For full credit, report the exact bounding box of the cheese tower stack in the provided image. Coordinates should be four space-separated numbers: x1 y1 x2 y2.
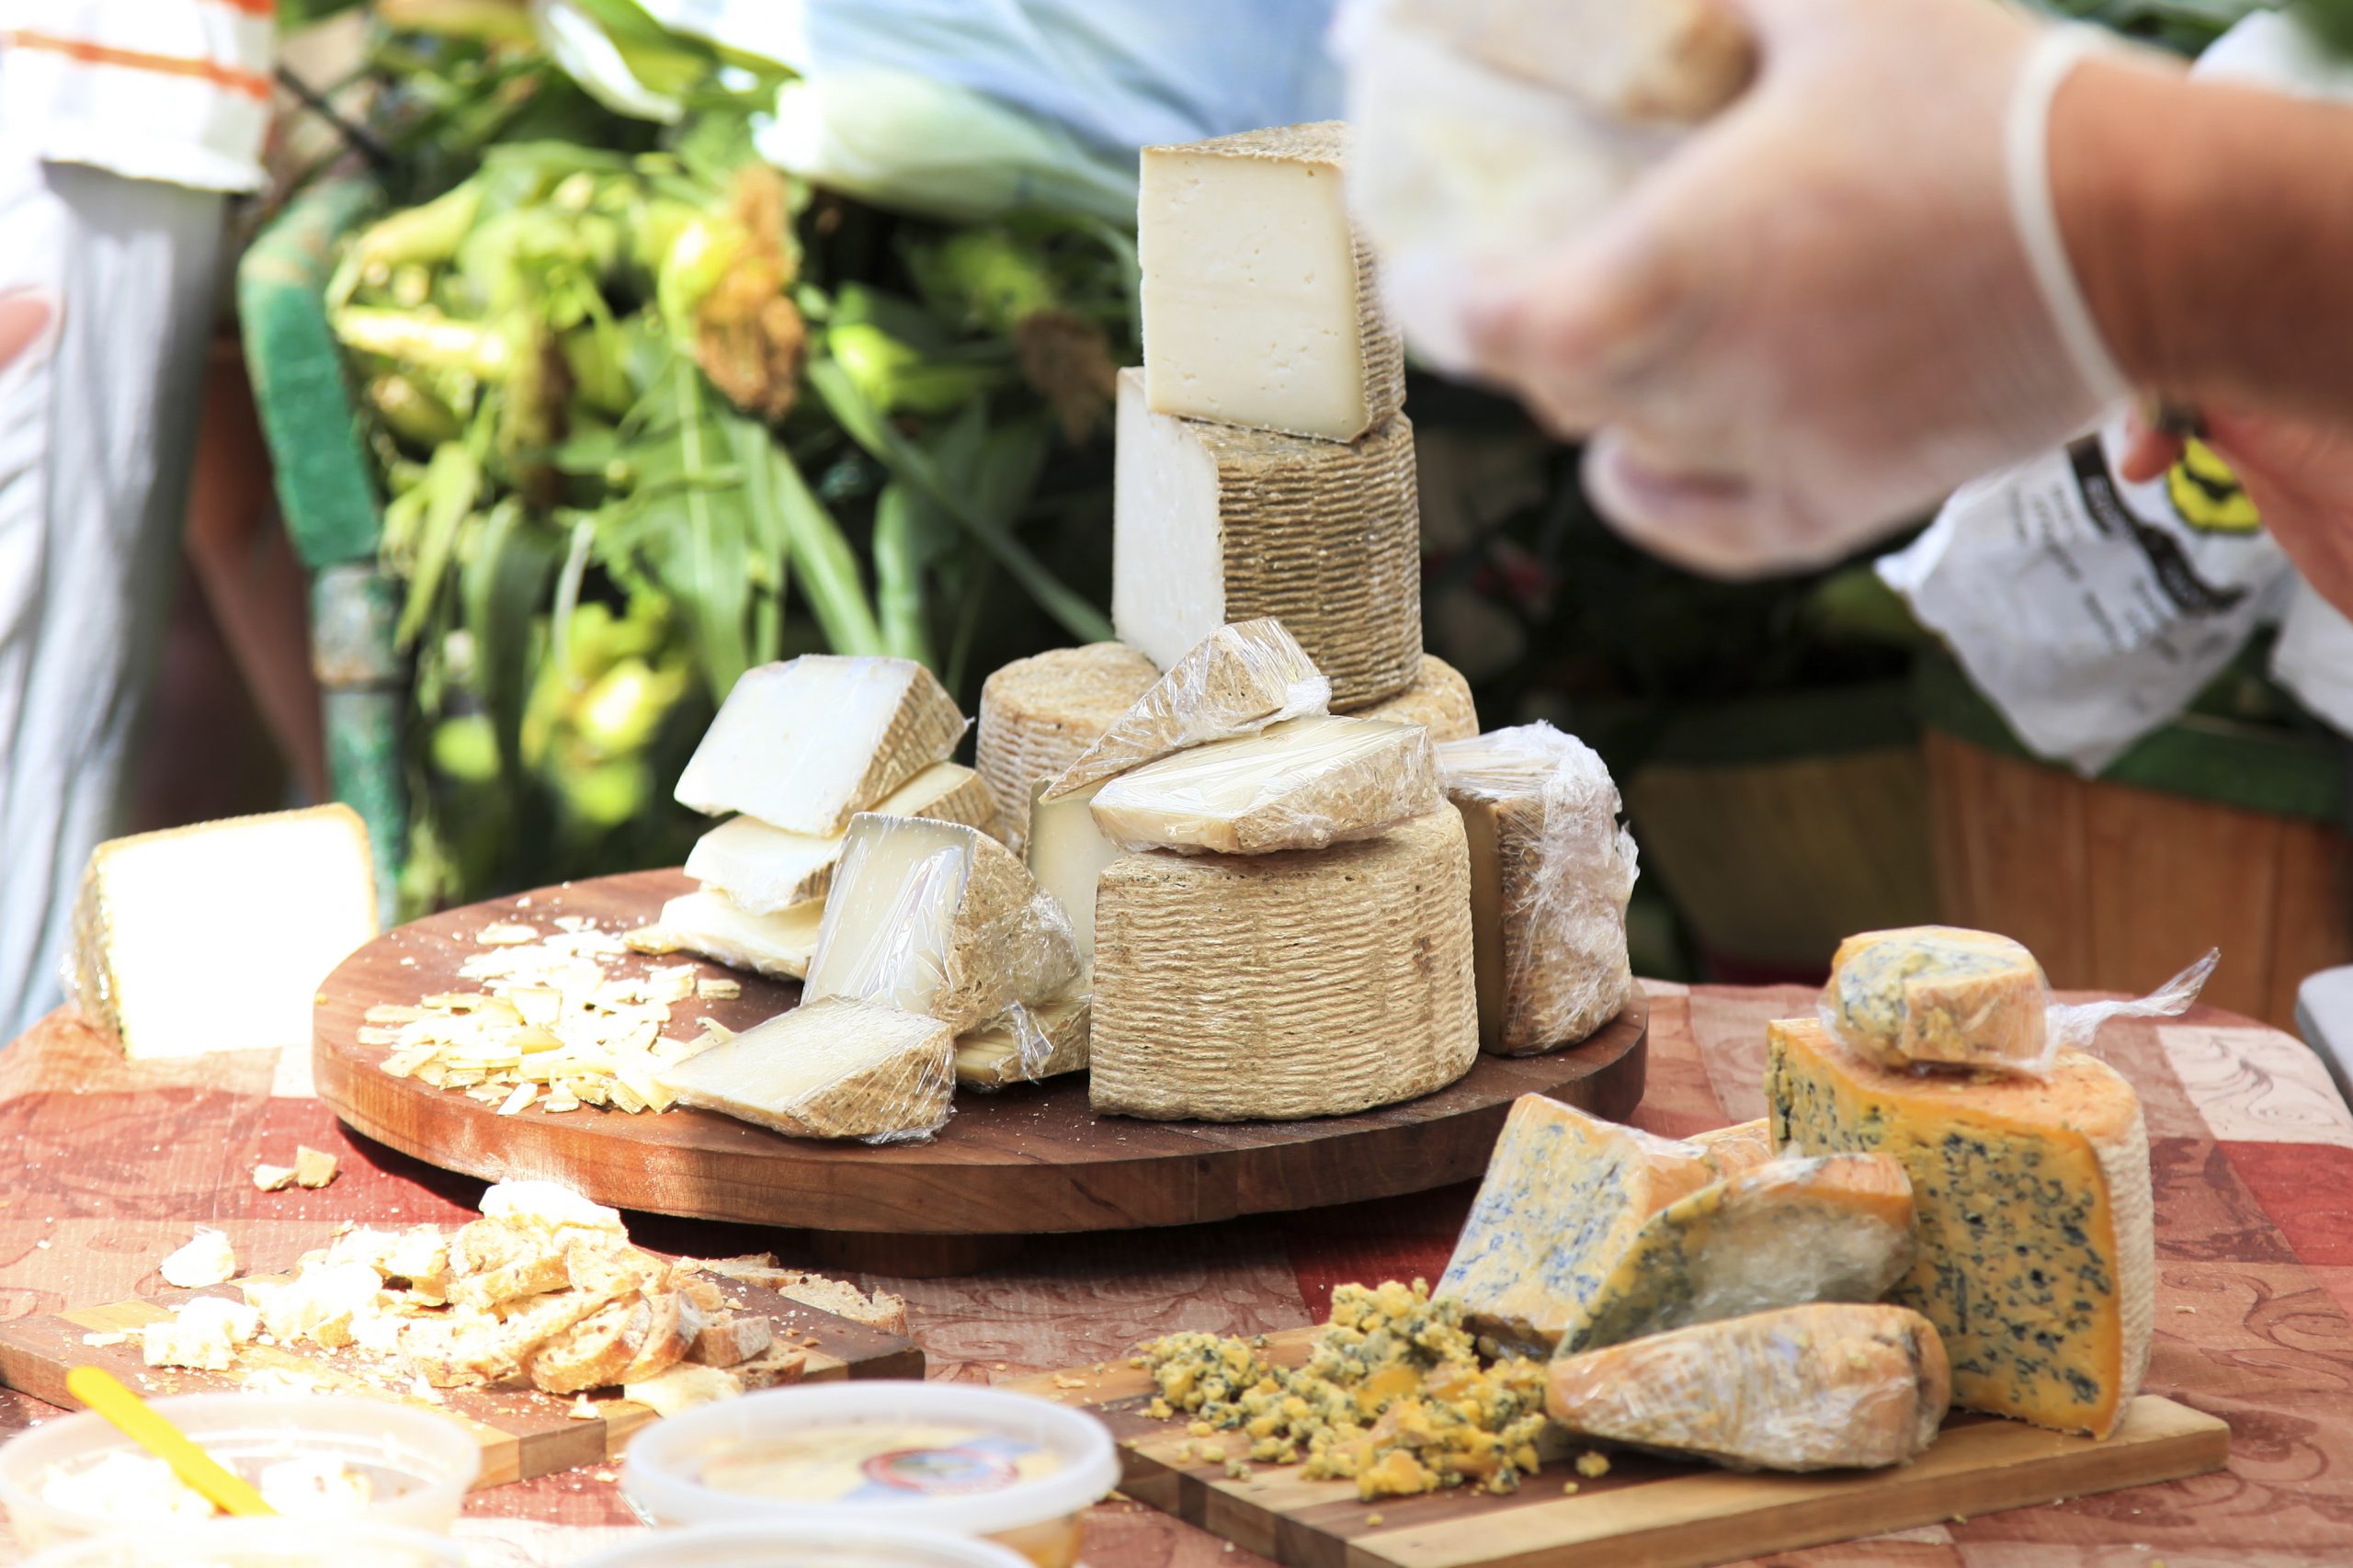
1121 121 1424 712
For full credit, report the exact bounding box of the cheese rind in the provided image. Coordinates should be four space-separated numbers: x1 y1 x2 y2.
1089 716 1440 856
976 643 1160 851
803 813 1081 1034
1767 1017 2154 1438
1349 653 1479 737
1044 619 1330 799
1824 926 2050 1074
1113 369 1423 710
1139 121 1404 442
1547 1303 1950 1472
1439 723 1638 1053
1090 808 1477 1121
1561 1153 1917 1354
1026 780 1122 965
954 994 1093 1087
674 655 966 835
682 764 996 915
66 804 380 1060
655 998 954 1142
657 891 823 982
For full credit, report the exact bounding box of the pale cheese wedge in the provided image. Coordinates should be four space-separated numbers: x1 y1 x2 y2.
658 891 823 982
1089 715 1439 856
655 998 954 1142
1026 780 1122 964
683 763 996 915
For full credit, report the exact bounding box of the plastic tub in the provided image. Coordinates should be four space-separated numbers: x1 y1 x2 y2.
0 1394 480 1550
574 1522 1035 1568
21 1517 462 1567
620 1381 1119 1568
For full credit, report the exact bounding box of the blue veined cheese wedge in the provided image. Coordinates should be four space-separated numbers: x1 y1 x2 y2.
1824 925 2048 1073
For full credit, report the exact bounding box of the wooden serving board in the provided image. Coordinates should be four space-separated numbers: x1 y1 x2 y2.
0 1278 921 1488
313 871 1647 1244
1011 1328 2231 1568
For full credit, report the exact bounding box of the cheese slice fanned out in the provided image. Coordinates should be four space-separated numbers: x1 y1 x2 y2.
674 656 966 835
658 891 823 982
1768 1016 2154 1438
1548 1303 1950 1472
977 643 1159 851
1027 780 1123 965
684 764 996 915
802 814 1080 1034
1089 716 1440 856
1045 619 1329 799
1824 925 2050 1074
1561 1153 1917 1354
954 994 1093 1088
1437 1094 1715 1352
655 999 955 1142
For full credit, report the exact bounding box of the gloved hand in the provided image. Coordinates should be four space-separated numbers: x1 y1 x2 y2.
1452 0 2158 577
2121 409 2353 616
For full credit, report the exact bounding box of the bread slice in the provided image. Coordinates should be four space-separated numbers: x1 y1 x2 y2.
528 1297 650 1394
615 1290 697 1383
690 1314 775 1368
448 1253 569 1312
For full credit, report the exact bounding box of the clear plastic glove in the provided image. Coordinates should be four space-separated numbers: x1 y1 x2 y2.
2120 409 2353 616
1454 0 2138 577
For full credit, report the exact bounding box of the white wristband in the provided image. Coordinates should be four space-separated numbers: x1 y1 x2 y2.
2006 24 2132 406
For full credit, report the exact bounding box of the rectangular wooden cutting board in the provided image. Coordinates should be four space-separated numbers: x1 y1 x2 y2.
0 1279 922 1488
1010 1326 2229 1568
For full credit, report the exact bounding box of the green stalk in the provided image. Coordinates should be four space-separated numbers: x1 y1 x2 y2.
871 484 937 668
742 427 889 658
333 307 510 380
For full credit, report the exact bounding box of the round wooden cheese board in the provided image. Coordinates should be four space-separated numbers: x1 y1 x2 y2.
314 870 1647 1260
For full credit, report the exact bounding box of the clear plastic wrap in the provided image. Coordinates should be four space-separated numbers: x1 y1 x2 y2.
953 994 1094 1090
1043 619 1331 800
1561 1153 1916 1355
976 644 1159 852
1546 1303 1950 1472
654 997 956 1143
1821 926 2216 1078
1437 723 1639 1054
1086 715 1439 856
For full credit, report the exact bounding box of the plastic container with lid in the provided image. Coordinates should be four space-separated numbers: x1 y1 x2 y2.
620 1381 1119 1568
0 1394 480 1550
20 1517 462 1567
575 1521 1036 1568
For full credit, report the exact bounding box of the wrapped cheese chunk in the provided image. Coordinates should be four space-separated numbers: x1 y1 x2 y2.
977 643 1159 851
1438 723 1638 1053
1548 1303 1950 1472
954 994 1093 1088
658 891 822 982
683 763 995 915
1824 926 2050 1073
1044 619 1329 800
1089 716 1440 856
656 999 953 1142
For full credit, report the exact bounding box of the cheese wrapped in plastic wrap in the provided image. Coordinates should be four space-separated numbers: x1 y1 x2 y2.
1089 715 1439 856
654 998 954 1143
1044 619 1330 800
1438 723 1638 1054
1548 1302 1950 1471
802 813 1081 1034
954 993 1092 1089
1823 926 2215 1078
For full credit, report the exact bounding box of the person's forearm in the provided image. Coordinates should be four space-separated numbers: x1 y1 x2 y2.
2053 56 2353 423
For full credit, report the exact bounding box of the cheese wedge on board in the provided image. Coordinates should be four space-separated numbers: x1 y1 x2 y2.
1088 716 1440 856
1090 807 1477 1120
1139 121 1404 442
1560 1153 1916 1355
655 998 953 1142
674 655 965 835
954 994 1093 1087
976 642 1159 851
1439 723 1637 1053
1351 653 1480 743
683 763 995 915
1044 619 1329 799
1383 0 1756 122
1548 1303 1950 1472
1767 1016 2154 1438
803 814 1080 1034
66 804 379 1059
1112 369 1423 710
1438 1093 1715 1351
1027 780 1122 964
658 891 823 982
1824 925 2050 1074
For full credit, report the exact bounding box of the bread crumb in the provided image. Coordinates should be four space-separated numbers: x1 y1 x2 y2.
293 1147 339 1188
571 1394 598 1420
252 1164 297 1192
160 1229 236 1288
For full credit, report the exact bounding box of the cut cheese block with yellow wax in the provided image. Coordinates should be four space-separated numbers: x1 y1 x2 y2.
683 763 997 915
1044 619 1329 800
1112 369 1423 711
1767 1016 2154 1437
977 643 1159 852
1139 121 1404 442
1350 653 1480 743
1026 780 1122 965
1386 0 1756 123
66 804 379 1059
675 655 966 835
655 999 953 1142
1548 1303 1950 1472
1825 925 2050 1074
1560 1153 1917 1354
1437 1094 1716 1352
802 813 1080 1034
1439 723 1637 1053
1088 715 1440 856
1090 808 1477 1120
1688 1118 1775 1176
658 891 823 982
954 994 1093 1088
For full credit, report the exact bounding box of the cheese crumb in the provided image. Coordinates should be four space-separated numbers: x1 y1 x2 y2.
1562 1481 1580 1494
696 977 741 1001
293 1147 339 1188
159 1229 237 1289
476 922 539 945
251 1164 297 1192
571 1395 598 1420
1575 1451 1611 1479
1366 1513 1385 1527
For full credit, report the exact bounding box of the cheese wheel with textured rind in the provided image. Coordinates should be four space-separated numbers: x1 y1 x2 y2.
977 643 1159 851
684 763 996 915
1350 653 1479 740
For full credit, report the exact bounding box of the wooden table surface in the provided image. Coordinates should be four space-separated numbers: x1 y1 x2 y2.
0 982 2348 1567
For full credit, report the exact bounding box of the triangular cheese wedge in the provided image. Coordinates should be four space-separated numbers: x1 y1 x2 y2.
684 763 995 915
657 998 953 1142
1044 619 1328 799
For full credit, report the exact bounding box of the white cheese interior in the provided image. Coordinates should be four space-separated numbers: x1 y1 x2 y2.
1026 780 1122 964
673 656 926 832
1088 715 1427 851
801 816 973 1017
684 763 976 915
659 890 824 981
1112 368 1227 670
655 997 947 1133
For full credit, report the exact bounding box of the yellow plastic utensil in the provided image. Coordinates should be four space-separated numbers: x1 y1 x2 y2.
64 1365 277 1517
